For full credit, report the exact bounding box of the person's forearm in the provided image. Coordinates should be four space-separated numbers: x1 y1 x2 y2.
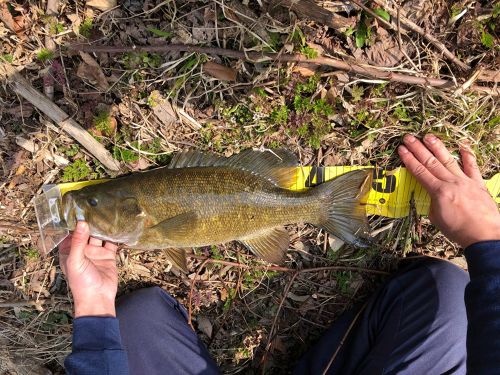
464 240 500 374
65 317 129 375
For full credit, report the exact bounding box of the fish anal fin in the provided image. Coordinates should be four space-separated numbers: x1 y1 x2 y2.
240 226 289 264
169 149 299 188
164 248 188 273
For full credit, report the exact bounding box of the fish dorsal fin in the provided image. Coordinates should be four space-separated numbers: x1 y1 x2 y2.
240 226 289 264
169 149 299 188
168 151 221 168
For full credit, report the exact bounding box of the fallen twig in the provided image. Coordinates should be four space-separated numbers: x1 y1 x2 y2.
321 302 368 375
369 0 470 71
0 63 121 171
69 43 499 95
44 0 59 100
273 0 355 30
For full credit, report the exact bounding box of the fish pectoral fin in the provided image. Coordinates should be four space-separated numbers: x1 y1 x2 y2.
240 226 289 264
164 248 188 273
146 211 198 241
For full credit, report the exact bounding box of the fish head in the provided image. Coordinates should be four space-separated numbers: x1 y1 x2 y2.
61 185 145 244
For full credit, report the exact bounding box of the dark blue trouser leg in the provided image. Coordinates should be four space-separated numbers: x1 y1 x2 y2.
116 287 220 375
294 258 469 375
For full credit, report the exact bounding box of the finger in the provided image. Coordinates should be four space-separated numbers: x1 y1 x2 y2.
460 147 483 183
104 242 118 252
403 134 455 181
68 221 90 266
89 237 103 247
85 245 118 260
59 235 73 255
423 134 465 177
398 145 441 193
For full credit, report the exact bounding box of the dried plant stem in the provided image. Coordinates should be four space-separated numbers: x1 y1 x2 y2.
369 0 470 71
0 63 121 171
321 301 368 375
70 44 498 95
44 0 59 100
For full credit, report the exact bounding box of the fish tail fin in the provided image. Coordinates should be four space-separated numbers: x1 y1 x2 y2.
312 169 372 247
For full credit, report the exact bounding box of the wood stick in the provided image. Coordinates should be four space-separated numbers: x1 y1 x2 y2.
273 0 355 30
44 0 59 100
69 43 499 96
369 0 470 71
0 63 121 171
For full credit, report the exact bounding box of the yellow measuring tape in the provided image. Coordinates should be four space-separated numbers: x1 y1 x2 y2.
57 167 500 219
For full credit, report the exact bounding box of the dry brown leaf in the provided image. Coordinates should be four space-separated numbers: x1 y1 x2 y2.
353 26 408 67
0 2 25 37
86 0 116 11
293 62 320 77
197 316 213 338
150 90 177 126
77 51 110 91
287 292 310 302
203 61 237 82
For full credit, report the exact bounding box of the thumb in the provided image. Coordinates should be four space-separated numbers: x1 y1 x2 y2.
68 221 90 265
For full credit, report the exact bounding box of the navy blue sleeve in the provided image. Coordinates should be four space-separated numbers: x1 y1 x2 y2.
65 317 129 375
464 240 500 374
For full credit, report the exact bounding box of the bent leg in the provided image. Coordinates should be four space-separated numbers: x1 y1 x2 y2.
295 258 469 375
116 286 219 375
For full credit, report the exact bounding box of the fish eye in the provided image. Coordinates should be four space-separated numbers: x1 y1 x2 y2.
87 198 98 207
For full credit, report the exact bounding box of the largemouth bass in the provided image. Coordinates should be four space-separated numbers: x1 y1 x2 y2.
62 149 371 271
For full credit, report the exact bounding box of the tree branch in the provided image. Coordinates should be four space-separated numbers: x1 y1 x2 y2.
69 43 498 96
0 63 121 171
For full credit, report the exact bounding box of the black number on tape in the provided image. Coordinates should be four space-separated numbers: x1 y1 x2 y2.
305 166 325 187
372 168 396 193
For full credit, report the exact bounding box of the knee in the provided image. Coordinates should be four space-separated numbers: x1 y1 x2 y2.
116 287 167 317
423 258 469 289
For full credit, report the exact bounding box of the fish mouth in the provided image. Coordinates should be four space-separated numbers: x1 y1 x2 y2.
61 193 85 231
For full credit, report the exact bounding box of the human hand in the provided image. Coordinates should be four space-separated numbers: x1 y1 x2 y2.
59 221 118 317
398 133 500 248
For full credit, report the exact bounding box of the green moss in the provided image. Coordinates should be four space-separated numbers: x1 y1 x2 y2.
24 247 39 259
222 104 253 125
211 245 223 260
123 52 162 69
60 144 80 157
112 146 139 163
351 85 365 102
1 54 13 63
147 27 173 38
37 48 54 62
269 104 289 125
50 21 64 35
79 18 93 38
62 159 92 182
93 111 113 136
300 45 318 58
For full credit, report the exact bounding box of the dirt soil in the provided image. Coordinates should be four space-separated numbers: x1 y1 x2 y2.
0 0 498 374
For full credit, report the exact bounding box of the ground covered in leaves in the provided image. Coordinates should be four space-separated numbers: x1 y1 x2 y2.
0 0 499 374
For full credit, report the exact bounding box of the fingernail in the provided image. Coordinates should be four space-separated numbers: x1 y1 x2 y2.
404 134 416 143
398 145 409 154
76 221 88 232
424 134 437 144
